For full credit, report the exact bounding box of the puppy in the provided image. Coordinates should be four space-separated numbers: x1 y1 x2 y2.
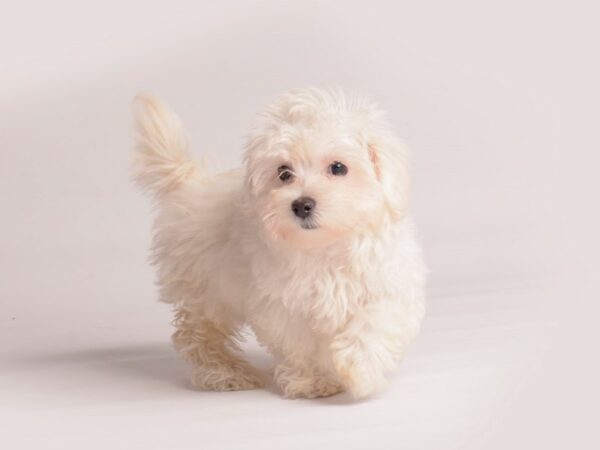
132 88 425 399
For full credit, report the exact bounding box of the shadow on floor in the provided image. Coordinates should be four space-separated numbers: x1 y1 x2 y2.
10 342 189 390
10 342 275 394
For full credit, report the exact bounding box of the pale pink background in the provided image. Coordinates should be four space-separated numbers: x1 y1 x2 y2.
1 1 597 449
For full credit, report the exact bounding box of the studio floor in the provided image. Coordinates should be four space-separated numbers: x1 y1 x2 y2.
1 245 553 449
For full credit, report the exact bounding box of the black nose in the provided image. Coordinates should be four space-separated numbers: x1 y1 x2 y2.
291 196 316 219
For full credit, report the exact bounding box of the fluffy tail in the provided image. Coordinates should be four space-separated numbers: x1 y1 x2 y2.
132 94 198 196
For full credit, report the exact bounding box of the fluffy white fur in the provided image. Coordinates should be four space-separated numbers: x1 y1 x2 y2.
132 88 426 399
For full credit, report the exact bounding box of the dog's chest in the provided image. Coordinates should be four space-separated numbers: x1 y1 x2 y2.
246 245 391 334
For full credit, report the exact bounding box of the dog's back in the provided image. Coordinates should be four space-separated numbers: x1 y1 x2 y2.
133 95 250 319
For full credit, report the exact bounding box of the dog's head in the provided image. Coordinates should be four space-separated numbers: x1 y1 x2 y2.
244 88 409 249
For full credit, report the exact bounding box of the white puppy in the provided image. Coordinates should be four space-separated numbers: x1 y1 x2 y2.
132 88 426 399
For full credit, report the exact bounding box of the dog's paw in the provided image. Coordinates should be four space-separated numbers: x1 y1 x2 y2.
281 376 343 399
331 342 388 399
275 365 343 399
190 364 265 391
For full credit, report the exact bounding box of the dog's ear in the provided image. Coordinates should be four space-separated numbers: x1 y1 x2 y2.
366 131 410 221
243 128 275 196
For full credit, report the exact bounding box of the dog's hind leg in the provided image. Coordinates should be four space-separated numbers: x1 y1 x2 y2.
172 307 264 391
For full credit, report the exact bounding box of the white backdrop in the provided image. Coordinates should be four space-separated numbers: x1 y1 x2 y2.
1 1 597 449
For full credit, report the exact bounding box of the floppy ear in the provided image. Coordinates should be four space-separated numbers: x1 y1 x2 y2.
367 131 410 221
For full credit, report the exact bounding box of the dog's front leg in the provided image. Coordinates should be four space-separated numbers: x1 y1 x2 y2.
331 300 419 399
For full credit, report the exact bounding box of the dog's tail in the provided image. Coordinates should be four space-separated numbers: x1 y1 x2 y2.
132 94 199 196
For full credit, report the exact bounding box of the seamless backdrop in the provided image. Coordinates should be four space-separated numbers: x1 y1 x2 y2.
1 1 597 449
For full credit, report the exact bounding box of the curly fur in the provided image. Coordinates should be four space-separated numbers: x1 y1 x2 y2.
132 88 426 398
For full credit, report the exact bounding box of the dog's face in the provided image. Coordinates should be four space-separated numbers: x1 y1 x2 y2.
244 89 409 249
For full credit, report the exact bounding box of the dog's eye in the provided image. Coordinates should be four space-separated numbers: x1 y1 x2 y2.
278 165 294 182
329 161 348 176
